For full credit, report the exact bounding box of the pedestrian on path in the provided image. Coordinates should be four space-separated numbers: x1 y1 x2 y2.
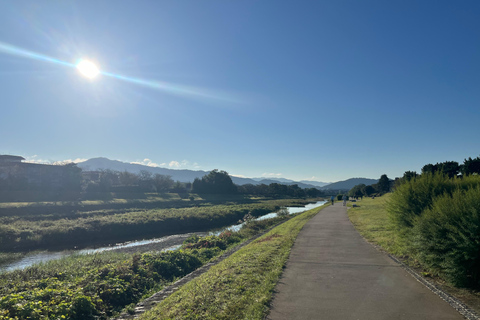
330 195 334 205
342 194 347 206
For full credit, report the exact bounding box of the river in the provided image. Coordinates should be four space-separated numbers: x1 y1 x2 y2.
0 200 326 272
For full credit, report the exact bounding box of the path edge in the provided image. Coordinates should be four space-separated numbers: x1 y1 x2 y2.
347 208 479 320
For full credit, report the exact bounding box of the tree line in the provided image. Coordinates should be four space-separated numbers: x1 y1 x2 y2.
1 164 325 200
348 174 391 198
347 155 480 199
192 169 324 198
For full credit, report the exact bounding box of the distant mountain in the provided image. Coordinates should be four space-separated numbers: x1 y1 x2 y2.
251 177 330 187
251 177 295 183
321 178 378 190
78 158 209 183
78 158 269 185
299 180 330 187
77 157 365 190
252 179 319 189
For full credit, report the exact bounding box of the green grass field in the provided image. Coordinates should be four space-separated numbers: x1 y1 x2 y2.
346 195 409 256
138 203 326 320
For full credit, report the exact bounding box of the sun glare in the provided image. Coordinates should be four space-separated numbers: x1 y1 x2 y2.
76 59 100 79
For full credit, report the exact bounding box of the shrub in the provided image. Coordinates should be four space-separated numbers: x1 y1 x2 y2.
388 173 455 232
70 295 97 320
183 234 201 245
413 186 480 287
277 207 289 217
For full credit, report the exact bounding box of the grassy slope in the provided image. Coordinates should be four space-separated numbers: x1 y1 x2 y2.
139 204 326 320
347 195 480 314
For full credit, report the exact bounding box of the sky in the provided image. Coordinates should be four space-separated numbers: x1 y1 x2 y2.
1 1 479 182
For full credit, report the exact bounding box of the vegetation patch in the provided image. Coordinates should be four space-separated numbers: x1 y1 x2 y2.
0 199 312 252
346 195 408 255
137 204 325 320
0 213 292 319
387 173 480 288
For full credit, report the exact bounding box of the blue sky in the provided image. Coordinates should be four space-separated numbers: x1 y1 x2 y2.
1 1 479 182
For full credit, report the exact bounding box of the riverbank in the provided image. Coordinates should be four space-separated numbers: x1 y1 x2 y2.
136 203 327 319
0 200 326 272
0 213 293 319
0 197 318 252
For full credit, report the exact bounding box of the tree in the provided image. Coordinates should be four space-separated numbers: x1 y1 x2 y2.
421 161 459 178
98 170 118 191
192 169 237 194
421 163 438 175
461 156 480 176
152 174 174 192
438 161 460 178
403 171 418 181
377 174 390 193
118 171 139 186
364 185 376 196
348 184 365 198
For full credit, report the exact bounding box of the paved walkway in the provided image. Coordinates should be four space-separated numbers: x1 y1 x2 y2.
268 204 465 320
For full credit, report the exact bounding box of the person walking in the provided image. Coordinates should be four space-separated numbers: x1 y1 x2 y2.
342 194 347 206
330 195 335 205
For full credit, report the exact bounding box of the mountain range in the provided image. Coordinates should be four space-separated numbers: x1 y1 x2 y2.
77 157 377 190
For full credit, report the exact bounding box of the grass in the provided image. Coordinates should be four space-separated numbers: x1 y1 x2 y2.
138 203 326 320
346 194 480 315
0 198 317 252
0 252 25 265
0 194 312 209
0 214 294 319
346 194 409 256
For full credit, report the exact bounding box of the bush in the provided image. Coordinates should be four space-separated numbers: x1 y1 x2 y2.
413 186 480 287
70 295 97 320
388 173 455 232
277 207 289 217
389 173 480 233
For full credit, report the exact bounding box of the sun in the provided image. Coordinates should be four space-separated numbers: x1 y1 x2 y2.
76 59 100 79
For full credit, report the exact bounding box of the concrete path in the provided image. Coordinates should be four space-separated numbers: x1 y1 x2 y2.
268 204 465 320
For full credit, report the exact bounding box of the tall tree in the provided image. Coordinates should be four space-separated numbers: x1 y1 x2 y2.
377 174 390 193
421 163 438 175
438 161 460 178
192 169 237 194
403 171 418 181
462 156 480 176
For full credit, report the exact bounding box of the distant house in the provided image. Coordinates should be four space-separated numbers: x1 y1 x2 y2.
0 155 25 163
0 155 80 190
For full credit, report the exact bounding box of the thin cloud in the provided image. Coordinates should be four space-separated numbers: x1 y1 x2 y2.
231 174 247 178
131 158 200 170
261 172 282 177
169 161 181 168
131 158 161 167
53 158 88 165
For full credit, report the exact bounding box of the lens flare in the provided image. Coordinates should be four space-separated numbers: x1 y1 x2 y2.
0 40 240 103
76 60 99 79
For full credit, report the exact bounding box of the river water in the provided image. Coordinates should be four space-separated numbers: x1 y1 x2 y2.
0 200 326 272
